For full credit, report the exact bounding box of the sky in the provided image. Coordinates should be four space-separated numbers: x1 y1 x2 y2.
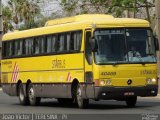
37 0 62 16
2 0 7 5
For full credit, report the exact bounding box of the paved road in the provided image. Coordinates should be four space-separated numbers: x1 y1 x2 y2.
0 90 160 120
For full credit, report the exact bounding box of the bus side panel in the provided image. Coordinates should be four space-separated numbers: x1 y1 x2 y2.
1 53 85 98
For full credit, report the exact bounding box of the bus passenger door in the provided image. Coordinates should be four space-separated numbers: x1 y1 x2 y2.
84 30 94 98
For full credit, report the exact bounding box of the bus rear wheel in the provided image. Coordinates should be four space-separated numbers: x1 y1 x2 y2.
76 84 89 108
125 96 137 108
27 83 41 106
18 83 29 105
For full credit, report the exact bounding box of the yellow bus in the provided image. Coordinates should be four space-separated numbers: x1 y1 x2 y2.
1 14 159 108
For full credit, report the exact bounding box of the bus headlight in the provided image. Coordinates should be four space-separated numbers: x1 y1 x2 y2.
100 79 112 86
100 80 105 86
151 78 156 83
106 79 112 85
146 78 156 84
146 78 152 84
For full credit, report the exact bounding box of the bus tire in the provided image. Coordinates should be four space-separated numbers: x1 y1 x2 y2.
18 83 29 105
27 83 41 106
125 96 137 108
76 84 89 108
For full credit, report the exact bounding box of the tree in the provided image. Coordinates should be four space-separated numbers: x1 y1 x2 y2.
8 0 24 28
110 0 138 17
59 0 79 16
7 0 41 29
58 0 155 21
2 5 14 33
155 0 160 42
59 0 112 16
59 0 137 16
20 0 40 28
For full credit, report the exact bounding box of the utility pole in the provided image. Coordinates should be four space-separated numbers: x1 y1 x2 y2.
0 0 2 46
0 0 2 85
155 0 160 93
156 0 160 43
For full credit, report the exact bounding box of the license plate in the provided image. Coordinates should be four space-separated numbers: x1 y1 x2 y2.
124 92 135 96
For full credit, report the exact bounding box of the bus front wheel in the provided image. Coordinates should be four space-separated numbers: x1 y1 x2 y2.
18 83 29 105
27 83 41 106
76 84 89 108
125 96 137 107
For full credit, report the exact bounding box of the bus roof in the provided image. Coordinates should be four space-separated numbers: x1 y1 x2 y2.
45 14 114 26
3 14 150 41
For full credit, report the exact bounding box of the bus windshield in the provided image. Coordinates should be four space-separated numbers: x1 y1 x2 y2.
94 28 156 65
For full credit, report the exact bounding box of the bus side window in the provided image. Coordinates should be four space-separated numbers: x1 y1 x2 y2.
58 33 65 52
34 37 40 54
14 40 18 56
25 39 29 55
52 35 56 53
64 33 67 51
30 38 34 55
2 42 7 58
70 31 82 51
46 35 52 53
18 40 23 56
22 40 26 55
66 33 71 51
14 40 22 56
46 35 56 54
2 42 4 58
8 41 13 57
75 31 82 51
70 32 75 51
34 36 45 55
25 39 28 55
40 36 45 54
25 38 34 55
85 31 92 65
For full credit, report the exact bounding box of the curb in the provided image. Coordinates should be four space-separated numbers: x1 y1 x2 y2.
154 94 160 98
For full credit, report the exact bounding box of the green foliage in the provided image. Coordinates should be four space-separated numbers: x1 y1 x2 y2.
20 0 40 28
3 0 41 33
59 0 155 23
3 0 156 33
2 5 14 33
60 0 79 16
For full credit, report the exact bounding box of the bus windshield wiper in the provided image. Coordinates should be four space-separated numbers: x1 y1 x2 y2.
135 61 146 65
145 53 155 56
112 61 126 66
129 61 146 65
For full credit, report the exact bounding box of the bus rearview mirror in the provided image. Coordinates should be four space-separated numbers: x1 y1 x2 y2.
90 37 98 52
154 37 159 51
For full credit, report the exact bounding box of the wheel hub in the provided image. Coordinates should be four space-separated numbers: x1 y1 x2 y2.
29 88 34 101
19 88 24 101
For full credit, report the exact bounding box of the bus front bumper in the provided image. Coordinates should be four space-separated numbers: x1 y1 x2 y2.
94 85 158 100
